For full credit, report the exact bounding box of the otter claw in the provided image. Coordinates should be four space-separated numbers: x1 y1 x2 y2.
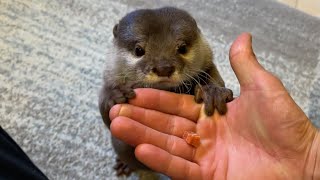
194 84 233 116
114 158 133 176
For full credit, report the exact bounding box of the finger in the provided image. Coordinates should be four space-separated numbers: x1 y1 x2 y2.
109 104 196 136
135 144 202 180
229 33 265 87
129 88 202 122
110 117 196 161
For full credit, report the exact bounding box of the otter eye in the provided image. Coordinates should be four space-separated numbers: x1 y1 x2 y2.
135 46 145 57
178 44 187 54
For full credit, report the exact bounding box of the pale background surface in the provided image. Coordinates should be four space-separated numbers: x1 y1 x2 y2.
0 0 319 179
277 0 320 17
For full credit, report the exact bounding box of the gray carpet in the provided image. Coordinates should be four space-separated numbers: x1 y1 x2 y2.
0 0 319 179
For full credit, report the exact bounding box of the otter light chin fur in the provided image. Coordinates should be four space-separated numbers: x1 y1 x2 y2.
99 7 233 176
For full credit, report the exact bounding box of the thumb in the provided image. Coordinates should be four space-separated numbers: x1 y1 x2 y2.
229 33 265 87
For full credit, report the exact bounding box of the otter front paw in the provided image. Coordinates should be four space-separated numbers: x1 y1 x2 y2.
113 158 133 176
105 84 136 108
99 82 138 128
194 84 233 116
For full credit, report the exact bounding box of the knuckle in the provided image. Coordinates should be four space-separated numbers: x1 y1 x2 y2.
165 135 177 153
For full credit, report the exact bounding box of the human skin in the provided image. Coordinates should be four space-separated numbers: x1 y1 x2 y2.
109 33 320 180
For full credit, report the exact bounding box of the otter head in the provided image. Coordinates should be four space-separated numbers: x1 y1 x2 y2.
113 7 212 89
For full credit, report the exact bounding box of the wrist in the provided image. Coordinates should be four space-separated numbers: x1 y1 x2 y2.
304 129 320 179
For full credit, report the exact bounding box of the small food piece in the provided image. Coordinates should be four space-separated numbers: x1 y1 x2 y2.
183 131 201 147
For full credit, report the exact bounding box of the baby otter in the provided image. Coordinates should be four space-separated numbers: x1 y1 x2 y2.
99 7 233 176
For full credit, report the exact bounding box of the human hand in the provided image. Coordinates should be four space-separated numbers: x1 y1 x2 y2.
109 33 320 180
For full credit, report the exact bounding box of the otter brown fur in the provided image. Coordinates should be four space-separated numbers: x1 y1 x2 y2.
99 7 233 176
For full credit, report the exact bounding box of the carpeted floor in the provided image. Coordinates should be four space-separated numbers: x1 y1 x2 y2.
0 0 319 179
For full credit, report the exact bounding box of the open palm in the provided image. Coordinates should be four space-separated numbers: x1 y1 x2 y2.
109 33 318 180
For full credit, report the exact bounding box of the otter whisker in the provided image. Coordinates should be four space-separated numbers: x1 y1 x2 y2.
185 69 207 85
198 70 215 83
188 68 215 85
185 73 204 93
196 73 210 86
114 68 135 84
182 80 192 94
178 86 182 94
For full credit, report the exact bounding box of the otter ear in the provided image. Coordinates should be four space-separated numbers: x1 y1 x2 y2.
113 24 119 38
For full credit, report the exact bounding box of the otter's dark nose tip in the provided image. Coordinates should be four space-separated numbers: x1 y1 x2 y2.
152 65 175 77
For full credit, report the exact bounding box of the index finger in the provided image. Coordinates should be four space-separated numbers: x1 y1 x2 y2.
129 88 202 122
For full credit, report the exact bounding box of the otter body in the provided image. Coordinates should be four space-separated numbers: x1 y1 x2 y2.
99 7 233 176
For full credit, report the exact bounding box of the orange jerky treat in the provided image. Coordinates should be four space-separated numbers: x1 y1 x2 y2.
183 131 200 147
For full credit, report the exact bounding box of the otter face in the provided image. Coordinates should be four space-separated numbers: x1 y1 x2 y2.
113 7 212 89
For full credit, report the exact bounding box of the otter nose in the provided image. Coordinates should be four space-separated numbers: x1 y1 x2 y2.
152 65 175 77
